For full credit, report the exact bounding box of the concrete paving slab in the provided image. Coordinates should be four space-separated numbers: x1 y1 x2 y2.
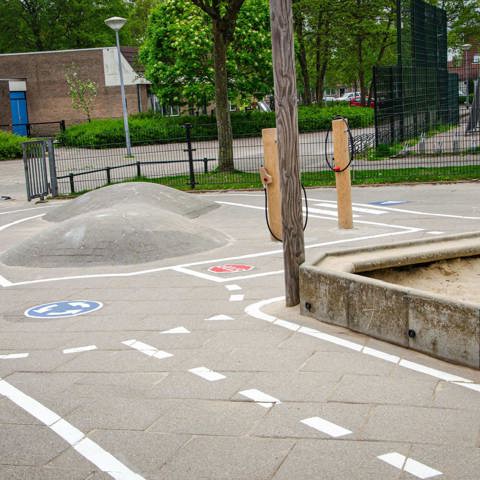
271 439 407 480
361 404 480 446
0 424 68 466
149 398 268 436
158 436 295 480
0 465 90 480
253 402 370 440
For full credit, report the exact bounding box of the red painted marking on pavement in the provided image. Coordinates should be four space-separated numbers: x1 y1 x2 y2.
208 264 255 274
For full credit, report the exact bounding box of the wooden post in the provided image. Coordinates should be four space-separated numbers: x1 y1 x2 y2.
332 118 353 229
269 0 305 306
261 128 282 241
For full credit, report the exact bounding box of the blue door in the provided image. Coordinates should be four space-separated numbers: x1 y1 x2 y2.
10 91 29 136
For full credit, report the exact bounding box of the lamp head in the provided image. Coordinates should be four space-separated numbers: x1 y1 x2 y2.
461 43 472 51
105 17 127 32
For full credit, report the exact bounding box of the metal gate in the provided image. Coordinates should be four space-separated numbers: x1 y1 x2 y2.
22 139 58 201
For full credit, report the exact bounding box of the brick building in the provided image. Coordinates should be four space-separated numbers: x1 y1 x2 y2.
448 42 480 94
0 47 150 136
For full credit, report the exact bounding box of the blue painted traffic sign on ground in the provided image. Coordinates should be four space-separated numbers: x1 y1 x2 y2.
25 301 103 319
369 200 409 206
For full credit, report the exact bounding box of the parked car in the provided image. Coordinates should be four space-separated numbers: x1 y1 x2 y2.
349 96 375 108
322 96 336 102
334 92 360 102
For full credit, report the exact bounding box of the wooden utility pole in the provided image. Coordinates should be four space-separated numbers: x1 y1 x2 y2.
269 0 305 306
332 118 353 229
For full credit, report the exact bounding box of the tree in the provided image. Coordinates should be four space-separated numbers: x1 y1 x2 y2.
65 64 98 122
141 0 272 171
0 0 133 53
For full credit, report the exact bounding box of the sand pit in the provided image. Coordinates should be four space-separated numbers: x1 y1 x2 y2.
363 256 480 305
1 183 228 267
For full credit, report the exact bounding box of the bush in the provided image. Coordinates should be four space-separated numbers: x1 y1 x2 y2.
58 105 375 148
0 130 27 160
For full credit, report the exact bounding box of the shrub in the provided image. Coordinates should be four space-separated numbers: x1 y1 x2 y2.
58 105 375 148
0 130 27 160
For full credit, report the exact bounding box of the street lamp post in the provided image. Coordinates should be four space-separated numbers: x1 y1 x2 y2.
462 43 472 108
105 16 132 156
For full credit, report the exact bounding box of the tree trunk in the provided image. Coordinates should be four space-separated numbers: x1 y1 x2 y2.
293 11 311 105
212 21 234 172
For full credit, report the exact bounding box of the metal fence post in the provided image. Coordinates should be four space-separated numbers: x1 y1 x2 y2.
69 173 75 194
60 120 66 133
46 139 58 197
183 123 196 189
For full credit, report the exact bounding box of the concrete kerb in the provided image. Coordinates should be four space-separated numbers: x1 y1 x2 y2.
299 231 480 368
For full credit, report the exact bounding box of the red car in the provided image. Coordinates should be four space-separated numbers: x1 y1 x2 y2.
349 96 375 108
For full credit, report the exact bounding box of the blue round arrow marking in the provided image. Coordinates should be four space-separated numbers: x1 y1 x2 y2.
24 301 103 319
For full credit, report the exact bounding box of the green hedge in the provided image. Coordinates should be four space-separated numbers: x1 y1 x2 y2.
0 130 27 160
58 106 374 148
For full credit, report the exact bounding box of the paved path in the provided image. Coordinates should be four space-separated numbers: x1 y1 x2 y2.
0 175 480 479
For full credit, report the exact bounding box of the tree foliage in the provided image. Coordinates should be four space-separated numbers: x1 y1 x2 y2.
65 64 98 122
140 0 272 106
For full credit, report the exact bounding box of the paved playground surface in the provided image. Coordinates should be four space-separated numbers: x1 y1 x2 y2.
0 158 479 479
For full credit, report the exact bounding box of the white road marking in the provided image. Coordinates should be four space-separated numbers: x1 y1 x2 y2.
0 206 53 216
0 353 29 359
274 319 300 331
239 389 281 408
305 207 359 218
0 274 12 287
229 294 245 302
189 366 226 382
225 284 242 291
0 213 45 232
378 452 442 479
300 416 352 438
427 231 445 235
122 339 173 360
313 198 480 220
0 379 145 480
314 202 387 215
160 326 190 334
171 266 224 283
63 345 97 354
245 297 478 394
205 314 234 321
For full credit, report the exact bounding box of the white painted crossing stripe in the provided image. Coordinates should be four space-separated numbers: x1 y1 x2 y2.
0 213 45 232
0 379 145 479
205 314 234 321
122 339 173 360
229 294 245 302
245 298 478 393
239 389 281 408
160 326 190 334
225 284 242 291
300 417 352 438
398 359 470 383
63 345 97 354
314 202 387 215
0 353 29 359
189 366 226 382
378 452 442 479
304 207 360 218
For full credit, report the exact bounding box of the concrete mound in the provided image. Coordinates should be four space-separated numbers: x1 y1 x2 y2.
2 203 227 267
45 182 218 223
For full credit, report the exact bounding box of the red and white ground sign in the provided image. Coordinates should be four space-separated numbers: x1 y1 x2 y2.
208 264 255 274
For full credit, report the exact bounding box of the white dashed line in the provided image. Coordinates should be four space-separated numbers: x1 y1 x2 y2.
205 314 234 321
0 353 29 359
427 231 445 235
225 284 242 291
189 367 226 382
239 389 281 408
160 326 190 334
229 294 245 302
0 379 145 480
378 452 442 479
63 345 97 354
245 297 478 393
122 340 173 360
300 417 352 438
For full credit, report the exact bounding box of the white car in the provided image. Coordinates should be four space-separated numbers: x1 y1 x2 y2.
335 92 360 102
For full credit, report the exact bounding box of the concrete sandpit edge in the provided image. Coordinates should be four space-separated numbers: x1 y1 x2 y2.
299 231 480 368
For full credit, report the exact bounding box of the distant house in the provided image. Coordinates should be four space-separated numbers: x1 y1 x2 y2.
448 42 480 95
0 47 150 136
